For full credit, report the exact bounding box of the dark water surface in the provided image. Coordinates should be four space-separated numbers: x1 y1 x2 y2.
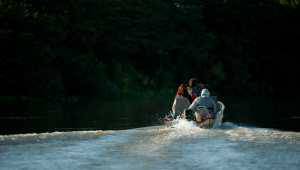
0 98 169 134
1 96 300 170
1 96 300 135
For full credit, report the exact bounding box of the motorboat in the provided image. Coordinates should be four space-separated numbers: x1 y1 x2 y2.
196 101 225 128
163 101 225 129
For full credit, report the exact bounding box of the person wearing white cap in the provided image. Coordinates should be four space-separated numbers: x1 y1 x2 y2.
184 88 217 122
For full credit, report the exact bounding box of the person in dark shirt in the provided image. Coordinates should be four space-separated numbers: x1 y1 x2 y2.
187 78 205 102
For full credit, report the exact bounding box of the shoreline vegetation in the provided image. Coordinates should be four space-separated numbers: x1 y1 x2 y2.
1 0 300 133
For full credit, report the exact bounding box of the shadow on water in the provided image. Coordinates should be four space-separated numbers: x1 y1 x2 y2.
1 95 300 134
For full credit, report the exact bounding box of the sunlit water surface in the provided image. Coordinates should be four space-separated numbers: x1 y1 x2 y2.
1 120 300 170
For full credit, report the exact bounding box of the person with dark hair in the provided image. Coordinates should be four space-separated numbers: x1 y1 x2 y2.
187 78 205 102
164 83 191 124
171 84 191 118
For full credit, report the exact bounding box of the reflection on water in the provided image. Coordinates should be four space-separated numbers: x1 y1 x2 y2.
1 96 300 135
1 121 300 170
0 99 169 134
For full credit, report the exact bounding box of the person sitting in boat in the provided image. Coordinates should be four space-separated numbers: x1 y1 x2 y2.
184 88 217 123
187 78 205 103
171 83 191 118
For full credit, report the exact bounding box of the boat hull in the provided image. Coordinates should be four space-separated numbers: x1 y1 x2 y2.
163 101 225 129
196 101 225 128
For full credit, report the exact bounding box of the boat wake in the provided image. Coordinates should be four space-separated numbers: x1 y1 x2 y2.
0 130 113 145
0 122 299 170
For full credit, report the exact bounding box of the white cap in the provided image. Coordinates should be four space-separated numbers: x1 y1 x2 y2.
201 88 210 97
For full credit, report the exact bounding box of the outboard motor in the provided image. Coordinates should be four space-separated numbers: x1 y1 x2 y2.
184 109 196 121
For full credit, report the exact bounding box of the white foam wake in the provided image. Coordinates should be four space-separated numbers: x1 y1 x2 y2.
0 130 113 145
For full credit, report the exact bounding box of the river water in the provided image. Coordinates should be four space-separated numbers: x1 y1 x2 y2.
0 120 300 170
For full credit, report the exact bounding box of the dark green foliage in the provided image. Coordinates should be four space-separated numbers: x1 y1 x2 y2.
1 0 300 131
0 0 215 97
204 0 300 97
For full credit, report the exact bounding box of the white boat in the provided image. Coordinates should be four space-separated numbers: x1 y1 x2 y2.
163 101 225 129
196 101 225 128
